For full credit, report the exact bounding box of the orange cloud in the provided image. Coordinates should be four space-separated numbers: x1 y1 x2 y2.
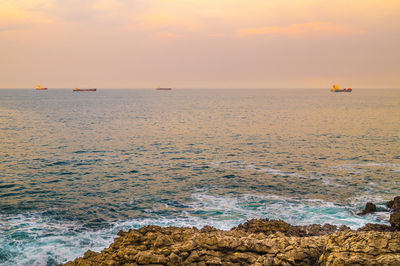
239 22 366 38
0 9 52 32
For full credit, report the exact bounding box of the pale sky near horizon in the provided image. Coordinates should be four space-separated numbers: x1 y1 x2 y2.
1 0 399 89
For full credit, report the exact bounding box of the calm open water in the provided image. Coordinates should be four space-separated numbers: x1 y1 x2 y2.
0 88 399 265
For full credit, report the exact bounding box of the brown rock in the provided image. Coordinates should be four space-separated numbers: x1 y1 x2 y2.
319 231 400 265
154 235 173 247
386 196 400 230
135 251 167 264
338 225 352 231
358 202 377 215
168 252 182 265
390 212 400 229
358 223 396 232
232 218 339 237
63 219 400 266
299 223 338 236
82 250 98 259
387 196 400 211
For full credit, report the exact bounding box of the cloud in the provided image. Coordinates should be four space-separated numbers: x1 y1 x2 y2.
239 22 366 38
153 31 184 40
135 13 203 32
0 8 52 32
117 12 203 39
0 0 146 29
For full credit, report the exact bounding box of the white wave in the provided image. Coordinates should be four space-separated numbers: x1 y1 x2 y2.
257 167 302 177
188 192 389 229
0 214 115 266
0 211 253 265
0 192 392 265
209 160 303 177
331 162 400 172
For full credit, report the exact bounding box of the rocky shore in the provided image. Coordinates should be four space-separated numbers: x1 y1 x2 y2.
65 197 400 265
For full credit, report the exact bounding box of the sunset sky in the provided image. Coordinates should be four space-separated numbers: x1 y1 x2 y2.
1 0 399 88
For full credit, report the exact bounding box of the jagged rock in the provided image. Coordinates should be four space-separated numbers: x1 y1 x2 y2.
232 219 304 236
319 231 400 265
338 225 352 231
63 197 400 265
358 223 396 232
386 196 400 230
298 223 339 236
231 218 338 237
387 196 400 210
390 212 400 230
63 219 400 266
358 202 377 215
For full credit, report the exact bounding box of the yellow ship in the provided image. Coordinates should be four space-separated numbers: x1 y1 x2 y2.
331 84 352 92
36 85 47 90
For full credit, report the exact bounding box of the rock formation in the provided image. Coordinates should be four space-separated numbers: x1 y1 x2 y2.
358 202 377 215
386 196 400 210
390 212 400 230
387 196 400 230
64 197 400 265
64 218 400 266
319 231 400 265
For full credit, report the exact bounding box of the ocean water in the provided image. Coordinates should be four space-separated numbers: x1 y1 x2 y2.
0 88 399 265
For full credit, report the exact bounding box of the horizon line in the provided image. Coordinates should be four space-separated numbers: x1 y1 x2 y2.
1 87 399 90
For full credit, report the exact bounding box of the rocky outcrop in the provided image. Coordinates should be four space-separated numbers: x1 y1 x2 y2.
357 223 396 232
386 196 400 210
319 231 400 265
64 219 400 266
64 197 400 265
231 219 343 237
387 196 400 230
64 223 325 266
390 212 400 229
358 202 377 215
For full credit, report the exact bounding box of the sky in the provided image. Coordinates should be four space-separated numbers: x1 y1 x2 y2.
0 0 399 89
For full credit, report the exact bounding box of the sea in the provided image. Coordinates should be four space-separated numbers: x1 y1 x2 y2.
0 88 399 265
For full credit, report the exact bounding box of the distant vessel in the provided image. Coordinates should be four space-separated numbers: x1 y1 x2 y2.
331 84 352 92
73 88 97 92
36 85 47 90
156 86 172 91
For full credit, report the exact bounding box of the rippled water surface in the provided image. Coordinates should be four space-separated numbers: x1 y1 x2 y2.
1 88 399 265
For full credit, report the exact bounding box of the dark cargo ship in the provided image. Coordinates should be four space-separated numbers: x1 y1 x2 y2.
73 88 97 92
156 86 172 91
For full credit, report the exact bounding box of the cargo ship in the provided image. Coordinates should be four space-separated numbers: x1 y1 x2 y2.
331 84 352 92
36 85 47 90
156 86 171 91
73 88 97 92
